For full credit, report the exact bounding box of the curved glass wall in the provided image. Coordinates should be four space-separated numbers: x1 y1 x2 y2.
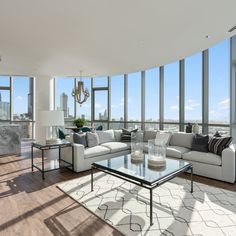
55 38 231 135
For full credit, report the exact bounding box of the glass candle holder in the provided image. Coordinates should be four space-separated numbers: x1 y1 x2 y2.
131 131 144 160
148 139 166 167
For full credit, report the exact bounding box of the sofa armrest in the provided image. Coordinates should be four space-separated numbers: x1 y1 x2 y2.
61 143 85 172
221 144 236 183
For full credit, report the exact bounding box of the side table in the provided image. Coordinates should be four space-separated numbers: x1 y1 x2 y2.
31 140 74 180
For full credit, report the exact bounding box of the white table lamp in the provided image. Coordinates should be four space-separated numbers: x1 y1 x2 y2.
39 110 64 144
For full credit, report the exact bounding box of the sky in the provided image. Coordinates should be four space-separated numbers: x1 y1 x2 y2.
0 39 229 123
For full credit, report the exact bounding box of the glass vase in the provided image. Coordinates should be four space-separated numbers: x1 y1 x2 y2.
148 139 166 167
131 131 144 161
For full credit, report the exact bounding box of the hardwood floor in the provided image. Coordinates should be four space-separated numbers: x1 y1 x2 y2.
0 143 236 236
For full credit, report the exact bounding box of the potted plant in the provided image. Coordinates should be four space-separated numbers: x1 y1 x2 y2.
73 118 87 128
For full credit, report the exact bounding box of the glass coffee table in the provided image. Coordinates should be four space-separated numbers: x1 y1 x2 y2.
91 154 193 226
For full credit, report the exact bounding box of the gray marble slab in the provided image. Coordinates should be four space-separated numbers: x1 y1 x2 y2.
0 125 21 156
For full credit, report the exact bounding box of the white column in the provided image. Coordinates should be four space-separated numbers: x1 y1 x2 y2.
34 76 55 141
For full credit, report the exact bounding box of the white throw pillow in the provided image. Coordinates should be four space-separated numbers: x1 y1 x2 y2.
155 132 172 146
87 132 99 148
96 130 115 144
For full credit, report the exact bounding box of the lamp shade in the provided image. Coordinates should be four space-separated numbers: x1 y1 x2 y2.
39 110 64 126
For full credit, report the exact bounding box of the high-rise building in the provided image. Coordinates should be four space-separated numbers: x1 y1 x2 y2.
0 92 10 120
104 109 107 120
60 92 68 117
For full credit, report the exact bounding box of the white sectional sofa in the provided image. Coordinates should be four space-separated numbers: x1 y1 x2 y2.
61 130 130 172
61 130 236 183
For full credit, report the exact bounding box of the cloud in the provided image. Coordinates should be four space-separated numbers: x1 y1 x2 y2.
185 99 200 111
170 105 178 111
119 98 131 106
209 98 230 121
16 96 23 100
218 98 229 110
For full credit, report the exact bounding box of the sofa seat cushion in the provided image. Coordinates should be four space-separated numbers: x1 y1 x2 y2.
166 146 190 159
84 146 111 159
182 151 222 166
101 142 130 153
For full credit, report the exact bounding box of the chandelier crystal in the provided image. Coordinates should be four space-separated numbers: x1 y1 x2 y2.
72 71 90 106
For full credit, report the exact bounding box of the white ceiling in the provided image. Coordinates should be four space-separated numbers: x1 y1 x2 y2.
0 0 236 77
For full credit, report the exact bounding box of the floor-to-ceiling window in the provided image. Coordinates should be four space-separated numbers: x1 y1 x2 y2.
209 40 230 135
0 76 34 140
110 75 124 129
12 77 34 139
127 72 141 129
185 52 202 133
164 61 179 131
145 68 159 130
0 76 10 121
92 77 109 130
55 78 75 128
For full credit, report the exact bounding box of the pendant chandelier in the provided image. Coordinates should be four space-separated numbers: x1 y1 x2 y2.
71 71 90 106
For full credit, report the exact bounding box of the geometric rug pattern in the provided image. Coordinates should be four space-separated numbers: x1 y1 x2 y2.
57 172 236 236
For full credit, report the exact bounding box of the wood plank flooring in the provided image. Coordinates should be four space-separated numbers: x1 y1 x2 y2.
0 143 235 236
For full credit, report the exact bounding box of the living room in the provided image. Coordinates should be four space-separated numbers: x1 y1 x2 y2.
1 1 236 235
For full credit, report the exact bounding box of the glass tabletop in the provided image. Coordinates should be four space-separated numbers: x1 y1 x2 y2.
32 140 71 148
92 154 191 185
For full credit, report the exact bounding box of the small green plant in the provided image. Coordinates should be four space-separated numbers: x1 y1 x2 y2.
73 118 87 128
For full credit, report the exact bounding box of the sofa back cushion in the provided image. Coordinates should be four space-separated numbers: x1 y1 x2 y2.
169 132 193 149
96 130 115 144
87 132 99 147
143 130 158 142
114 129 122 142
155 132 172 146
73 132 87 147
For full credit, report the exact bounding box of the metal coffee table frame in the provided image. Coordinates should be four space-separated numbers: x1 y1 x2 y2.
91 162 193 226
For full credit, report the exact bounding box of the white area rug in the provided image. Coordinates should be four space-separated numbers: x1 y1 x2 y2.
57 172 236 236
